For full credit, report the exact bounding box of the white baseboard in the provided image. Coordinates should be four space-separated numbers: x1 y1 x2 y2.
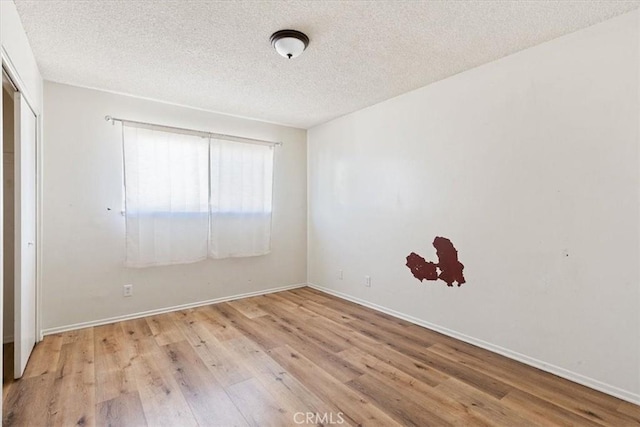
42 283 306 336
3 335 14 344
307 282 640 406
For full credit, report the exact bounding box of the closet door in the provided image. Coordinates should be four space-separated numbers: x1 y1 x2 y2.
13 93 36 379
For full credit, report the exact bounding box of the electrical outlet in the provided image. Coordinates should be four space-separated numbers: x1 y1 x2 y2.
338 269 344 280
123 284 133 297
364 276 371 287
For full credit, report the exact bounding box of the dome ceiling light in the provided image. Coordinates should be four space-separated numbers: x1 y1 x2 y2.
270 29 309 59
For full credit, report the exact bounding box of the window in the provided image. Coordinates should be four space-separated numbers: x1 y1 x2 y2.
122 123 274 267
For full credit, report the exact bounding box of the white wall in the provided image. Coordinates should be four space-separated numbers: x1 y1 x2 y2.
1 0 43 113
42 82 307 331
308 10 640 403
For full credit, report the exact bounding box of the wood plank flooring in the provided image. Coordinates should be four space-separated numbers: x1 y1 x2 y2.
2 287 639 426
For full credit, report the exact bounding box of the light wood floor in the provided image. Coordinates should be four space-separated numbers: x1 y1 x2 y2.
2 287 639 426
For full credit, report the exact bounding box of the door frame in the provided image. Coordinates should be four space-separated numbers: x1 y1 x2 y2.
2 50 43 347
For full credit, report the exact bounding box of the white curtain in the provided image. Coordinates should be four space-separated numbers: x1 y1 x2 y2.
123 124 209 267
209 139 274 258
123 125 275 266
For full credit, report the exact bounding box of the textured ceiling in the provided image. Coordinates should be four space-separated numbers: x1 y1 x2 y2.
14 0 640 129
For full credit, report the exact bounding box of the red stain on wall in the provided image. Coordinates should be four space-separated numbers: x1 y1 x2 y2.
406 236 466 287
405 252 438 281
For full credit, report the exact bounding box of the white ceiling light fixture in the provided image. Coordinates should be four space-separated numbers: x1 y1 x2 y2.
270 29 309 59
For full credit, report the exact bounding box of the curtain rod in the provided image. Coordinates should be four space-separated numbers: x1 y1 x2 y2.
105 115 282 146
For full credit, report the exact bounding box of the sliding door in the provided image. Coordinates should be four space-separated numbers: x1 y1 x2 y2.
13 93 36 378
